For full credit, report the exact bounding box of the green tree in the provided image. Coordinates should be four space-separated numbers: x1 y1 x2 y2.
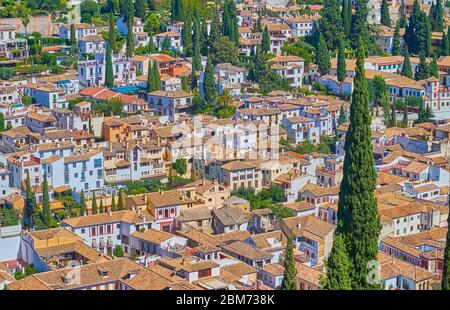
322 234 352 289
415 53 430 80
380 0 391 27
381 89 391 126
261 25 270 54
203 55 216 104
401 49 413 78
211 36 239 65
391 100 397 127
192 19 201 71
108 13 118 53
415 97 434 124
253 14 262 33
334 43 381 290
110 193 116 212
399 7 407 28
337 39 346 97
441 31 449 56
0 112 4 132
392 21 401 56
429 0 444 32
342 0 351 38
430 54 439 78
117 189 124 211
209 12 222 50
99 199 104 214
173 158 187 176
105 42 114 88
281 236 298 290
222 0 239 46
126 22 135 57
161 35 171 51
182 15 193 56
403 99 409 127
338 105 347 125
91 192 98 215
200 20 209 56
319 0 343 50
316 32 330 75
135 0 147 20
40 174 52 229
113 244 124 257
147 60 155 92
79 191 87 216
24 172 37 228
351 0 369 48
70 24 76 47
442 198 450 290
171 0 184 22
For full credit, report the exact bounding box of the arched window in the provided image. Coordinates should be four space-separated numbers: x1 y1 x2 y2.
164 209 169 218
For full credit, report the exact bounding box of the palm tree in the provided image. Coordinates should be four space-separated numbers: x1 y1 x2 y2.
217 89 233 109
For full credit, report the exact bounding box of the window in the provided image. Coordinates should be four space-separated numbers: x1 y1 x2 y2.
91 227 96 236
94 159 102 168
81 229 85 234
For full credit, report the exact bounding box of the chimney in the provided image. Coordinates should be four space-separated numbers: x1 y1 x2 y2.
297 222 301 229
108 208 112 216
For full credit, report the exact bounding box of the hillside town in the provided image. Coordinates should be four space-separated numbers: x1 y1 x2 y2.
0 0 450 292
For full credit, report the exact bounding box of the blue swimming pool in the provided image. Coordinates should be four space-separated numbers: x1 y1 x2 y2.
112 85 145 94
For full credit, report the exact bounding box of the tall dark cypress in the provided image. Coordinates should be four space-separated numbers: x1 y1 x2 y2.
222 0 239 46
335 43 381 290
401 49 413 78
442 196 450 290
316 32 330 75
203 55 216 104
108 13 118 53
209 12 222 50
105 42 114 88
200 21 209 56
24 172 37 227
380 0 391 27
341 0 351 38
281 236 298 290
261 25 270 54
192 19 201 71
319 0 343 50
441 31 449 56
392 21 401 56
337 38 346 97
182 15 193 56
126 22 135 57
323 234 352 290
351 0 369 48
41 174 51 229
135 0 147 20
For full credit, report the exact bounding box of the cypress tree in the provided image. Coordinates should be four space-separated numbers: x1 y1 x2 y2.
399 7 407 28
401 49 413 78
430 54 439 78
391 100 397 127
342 0 351 38
319 0 343 50
253 14 262 33
182 15 193 56
253 45 271 84
91 192 98 215
99 199 104 214
152 61 160 91
0 112 4 132
135 0 147 20
171 0 184 22
380 0 391 27
316 32 330 75
381 90 391 126
322 234 352 290
24 172 37 227
200 21 209 56
209 13 222 50
261 26 270 54
337 39 346 97
147 60 154 92
192 19 201 71
222 0 239 46
442 196 450 290
148 32 156 54
351 0 369 48
162 36 171 51
41 174 51 229
392 21 401 56
429 0 444 32
79 191 87 216
203 55 216 104
117 190 124 211
191 68 198 89
415 53 430 80
281 236 298 290
108 13 118 53
441 31 449 56
70 24 77 47
126 22 135 57
338 105 347 125
403 100 409 127
335 43 381 289
105 42 114 88
110 193 116 212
